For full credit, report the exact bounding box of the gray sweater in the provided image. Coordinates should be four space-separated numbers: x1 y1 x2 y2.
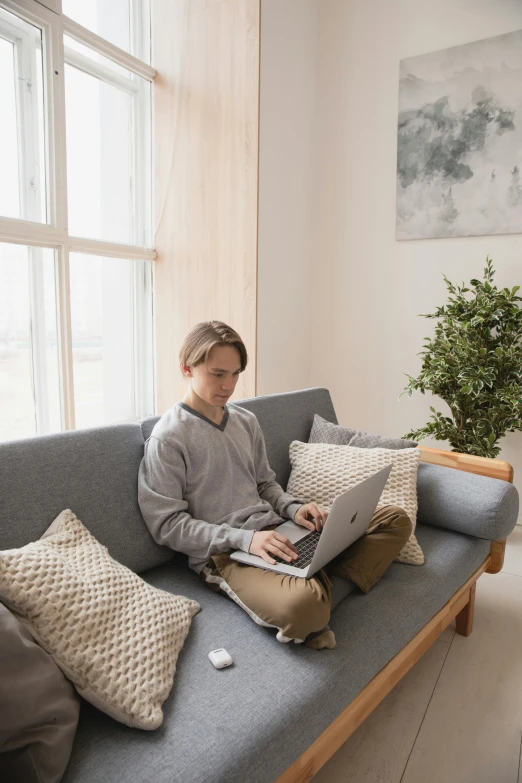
137 401 305 574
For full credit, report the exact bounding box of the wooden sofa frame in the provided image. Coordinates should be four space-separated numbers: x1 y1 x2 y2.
277 446 513 783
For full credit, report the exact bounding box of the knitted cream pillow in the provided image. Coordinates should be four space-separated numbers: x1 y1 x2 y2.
287 441 424 565
0 510 200 730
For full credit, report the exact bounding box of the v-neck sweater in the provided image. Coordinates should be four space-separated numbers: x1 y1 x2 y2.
137 401 305 574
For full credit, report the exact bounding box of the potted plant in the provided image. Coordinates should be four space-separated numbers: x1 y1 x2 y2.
400 257 522 458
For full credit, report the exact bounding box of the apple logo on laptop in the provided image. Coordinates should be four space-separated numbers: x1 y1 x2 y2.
350 512 358 524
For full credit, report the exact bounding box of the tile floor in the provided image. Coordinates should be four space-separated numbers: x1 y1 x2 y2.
313 525 522 783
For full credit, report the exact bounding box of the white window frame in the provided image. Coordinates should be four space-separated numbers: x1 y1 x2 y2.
0 12 53 432
0 0 156 434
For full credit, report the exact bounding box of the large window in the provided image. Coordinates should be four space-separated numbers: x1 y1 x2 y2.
0 0 155 441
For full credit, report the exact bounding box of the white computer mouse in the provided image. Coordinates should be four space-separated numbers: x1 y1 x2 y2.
208 648 233 669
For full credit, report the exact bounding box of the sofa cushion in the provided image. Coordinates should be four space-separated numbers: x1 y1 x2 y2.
61 524 489 783
287 440 424 565
0 510 200 731
140 415 161 442
417 462 519 540
309 413 418 449
0 424 172 574
0 602 80 783
231 387 338 487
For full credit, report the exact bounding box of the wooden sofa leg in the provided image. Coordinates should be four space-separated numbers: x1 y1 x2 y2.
455 582 476 637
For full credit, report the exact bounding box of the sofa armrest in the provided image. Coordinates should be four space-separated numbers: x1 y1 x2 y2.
416 461 519 540
419 445 513 482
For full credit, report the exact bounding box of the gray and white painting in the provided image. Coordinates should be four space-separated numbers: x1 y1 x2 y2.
397 30 522 240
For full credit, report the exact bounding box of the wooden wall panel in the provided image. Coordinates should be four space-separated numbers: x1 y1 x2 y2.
153 0 260 412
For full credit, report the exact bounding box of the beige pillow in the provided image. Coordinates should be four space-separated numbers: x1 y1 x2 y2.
287 441 424 565
0 510 200 730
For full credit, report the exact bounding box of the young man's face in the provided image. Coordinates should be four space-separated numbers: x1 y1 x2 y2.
182 345 242 408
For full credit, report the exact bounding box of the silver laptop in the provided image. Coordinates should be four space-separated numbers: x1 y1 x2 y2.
230 464 393 578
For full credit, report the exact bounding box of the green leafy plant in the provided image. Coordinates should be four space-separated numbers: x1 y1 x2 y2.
400 257 522 458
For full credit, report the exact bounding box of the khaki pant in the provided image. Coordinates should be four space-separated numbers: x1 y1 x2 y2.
200 505 412 643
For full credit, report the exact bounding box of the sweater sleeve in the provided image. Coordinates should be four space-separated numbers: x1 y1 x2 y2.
253 419 304 522
138 437 255 559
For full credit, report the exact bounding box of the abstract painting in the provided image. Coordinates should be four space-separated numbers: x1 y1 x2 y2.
397 30 522 240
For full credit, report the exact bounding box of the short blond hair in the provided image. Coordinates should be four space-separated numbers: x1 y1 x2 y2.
179 321 248 377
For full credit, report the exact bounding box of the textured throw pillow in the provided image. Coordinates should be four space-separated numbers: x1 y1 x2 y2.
0 510 200 730
309 413 418 450
287 441 424 565
0 602 80 783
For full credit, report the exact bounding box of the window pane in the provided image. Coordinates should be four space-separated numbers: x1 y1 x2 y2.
70 254 152 429
64 34 131 79
62 0 150 64
0 244 61 442
0 37 20 218
0 9 47 223
64 45 151 246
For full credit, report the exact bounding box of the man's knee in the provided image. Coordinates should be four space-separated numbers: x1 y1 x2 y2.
386 505 413 541
284 582 330 633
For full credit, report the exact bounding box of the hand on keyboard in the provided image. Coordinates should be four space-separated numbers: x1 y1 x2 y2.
272 530 322 569
249 529 299 565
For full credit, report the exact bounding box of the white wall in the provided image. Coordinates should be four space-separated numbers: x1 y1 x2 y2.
258 0 522 513
257 0 318 396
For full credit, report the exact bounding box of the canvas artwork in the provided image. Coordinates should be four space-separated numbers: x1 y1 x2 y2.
397 30 522 240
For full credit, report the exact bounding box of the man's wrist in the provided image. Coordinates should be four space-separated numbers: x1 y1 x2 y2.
286 502 303 522
244 528 256 553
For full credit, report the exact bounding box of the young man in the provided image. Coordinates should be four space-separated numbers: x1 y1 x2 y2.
138 321 412 650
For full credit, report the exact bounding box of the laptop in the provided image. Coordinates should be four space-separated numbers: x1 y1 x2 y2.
230 464 393 578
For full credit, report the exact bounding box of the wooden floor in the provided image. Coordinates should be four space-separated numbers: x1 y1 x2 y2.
312 526 522 783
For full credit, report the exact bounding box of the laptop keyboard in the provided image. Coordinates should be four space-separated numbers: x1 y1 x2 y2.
272 530 322 569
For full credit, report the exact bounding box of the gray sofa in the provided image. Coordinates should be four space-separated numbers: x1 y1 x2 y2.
0 387 519 783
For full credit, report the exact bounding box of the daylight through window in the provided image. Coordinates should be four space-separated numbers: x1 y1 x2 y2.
0 0 155 441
